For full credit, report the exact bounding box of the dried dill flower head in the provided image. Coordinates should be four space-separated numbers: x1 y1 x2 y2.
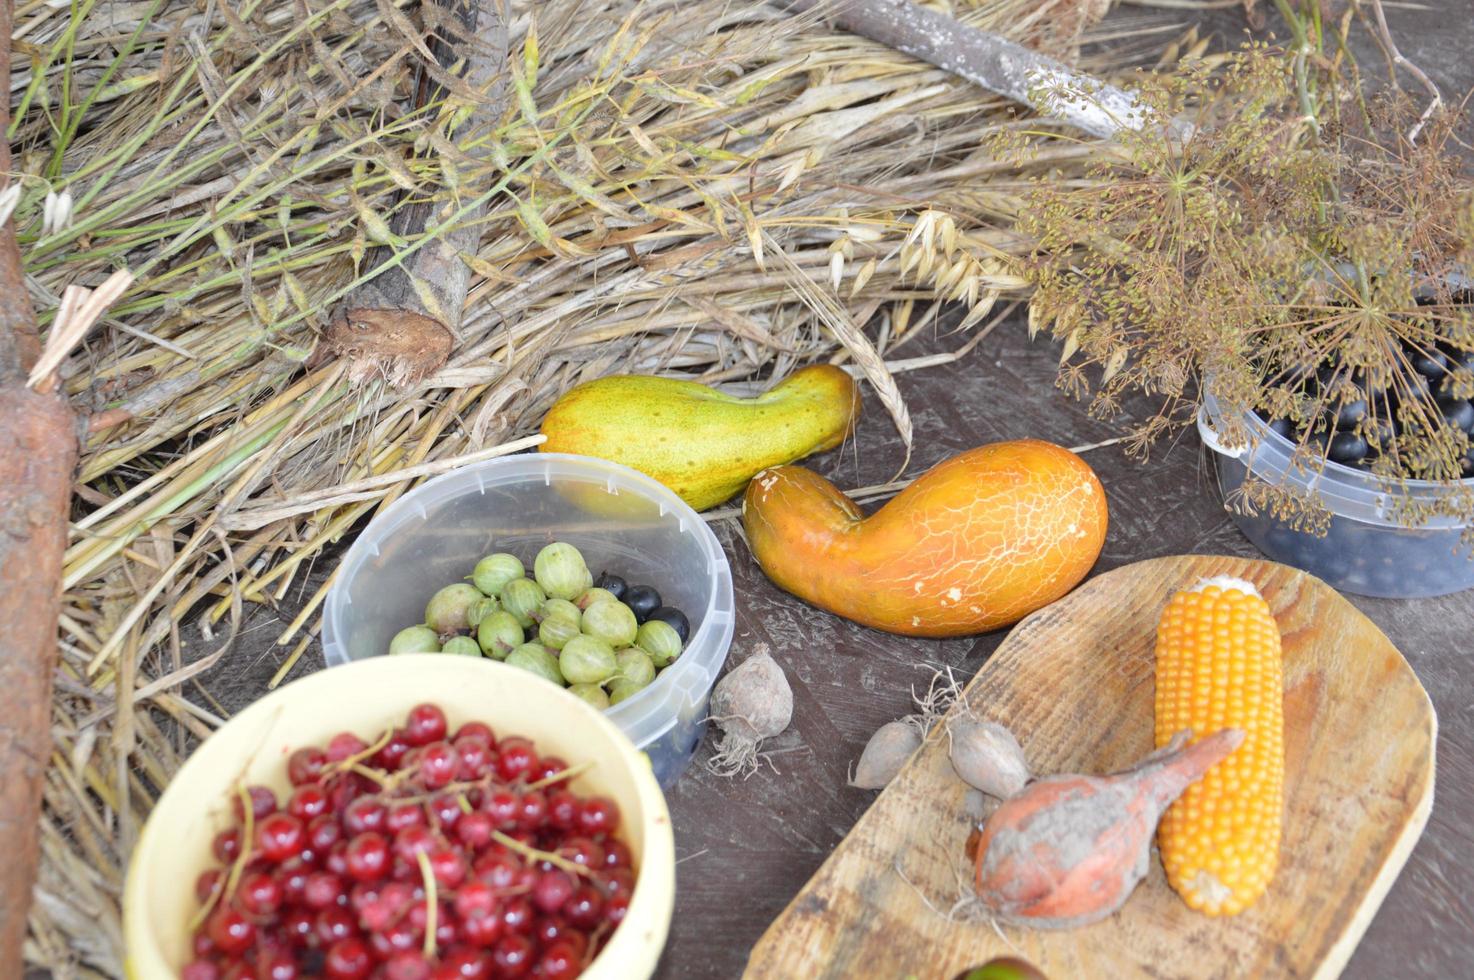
1017 43 1474 532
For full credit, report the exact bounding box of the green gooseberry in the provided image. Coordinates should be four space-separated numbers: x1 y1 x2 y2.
558 635 616 685
636 619 683 668
608 676 649 705
567 683 611 710
539 614 582 651
505 642 565 686
476 610 525 660
466 596 499 629
499 577 547 629
581 600 638 648
472 553 524 597
614 648 655 687
575 587 618 612
425 583 484 634
533 542 591 600
441 635 483 657
534 598 582 627
389 625 440 655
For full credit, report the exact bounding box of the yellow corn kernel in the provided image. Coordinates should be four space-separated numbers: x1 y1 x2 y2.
1154 575 1284 916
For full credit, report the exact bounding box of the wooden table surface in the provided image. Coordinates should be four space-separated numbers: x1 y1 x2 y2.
649 319 1472 979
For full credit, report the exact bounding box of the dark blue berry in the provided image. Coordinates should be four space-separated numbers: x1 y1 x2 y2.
645 606 689 643
623 586 661 623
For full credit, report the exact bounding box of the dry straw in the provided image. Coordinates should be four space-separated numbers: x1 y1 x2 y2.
9 0 1194 970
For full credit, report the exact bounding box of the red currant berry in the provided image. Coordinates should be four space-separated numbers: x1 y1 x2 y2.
454 810 493 849
560 836 603 870
562 884 604 930
494 738 537 782
532 915 567 946
287 785 328 821
307 812 342 854
604 892 630 926
280 907 315 946
231 785 278 823
325 731 368 764
375 729 413 771
473 853 519 890
206 906 255 956
383 952 432 980
514 791 547 831
324 840 350 876
537 940 581 980
211 827 241 863
426 846 466 888
576 797 619 837
392 825 437 863
454 721 494 745
323 937 372 979
560 928 589 962
303 871 346 909
181 961 220 980
500 896 534 934
452 736 493 781
386 801 425 833
417 741 458 789
237 871 283 917
342 796 387 835
258 951 299 980
407 900 458 947
344 831 390 882
368 919 420 960
191 933 215 959
287 747 327 786
599 868 635 901
546 791 579 831
453 880 499 920
532 869 575 914
482 790 519 831
404 703 448 746
324 773 364 814
195 868 223 904
314 905 356 944
437 947 491 980
428 792 462 829
603 839 632 869
256 813 306 862
491 933 535 977
459 907 504 947
532 756 567 783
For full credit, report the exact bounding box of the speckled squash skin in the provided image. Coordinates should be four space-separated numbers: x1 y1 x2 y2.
742 440 1108 637
539 365 860 511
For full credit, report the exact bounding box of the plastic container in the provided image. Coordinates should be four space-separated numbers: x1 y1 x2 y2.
322 452 735 784
1198 393 1474 597
123 655 675 979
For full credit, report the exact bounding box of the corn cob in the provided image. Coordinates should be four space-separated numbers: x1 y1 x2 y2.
1154 575 1284 916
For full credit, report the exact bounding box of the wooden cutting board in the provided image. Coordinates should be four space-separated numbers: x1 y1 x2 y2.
745 555 1436 980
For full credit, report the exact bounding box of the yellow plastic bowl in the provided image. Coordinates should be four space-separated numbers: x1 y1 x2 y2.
123 655 675 979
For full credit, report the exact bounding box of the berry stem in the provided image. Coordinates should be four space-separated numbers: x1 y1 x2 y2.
415 849 438 960
490 830 592 877
527 760 594 791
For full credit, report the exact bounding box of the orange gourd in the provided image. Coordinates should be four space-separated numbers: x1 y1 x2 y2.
741 440 1108 637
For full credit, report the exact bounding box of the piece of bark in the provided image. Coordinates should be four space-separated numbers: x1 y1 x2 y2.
324 0 509 382
776 0 1148 138
0 0 80 970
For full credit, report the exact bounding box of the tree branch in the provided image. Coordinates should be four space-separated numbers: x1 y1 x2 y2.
0 0 81 970
774 0 1152 138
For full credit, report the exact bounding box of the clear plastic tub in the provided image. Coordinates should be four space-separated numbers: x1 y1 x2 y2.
1198 393 1474 598
322 452 736 784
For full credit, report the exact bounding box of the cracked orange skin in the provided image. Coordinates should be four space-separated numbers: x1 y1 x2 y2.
742 440 1109 637
540 365 860 512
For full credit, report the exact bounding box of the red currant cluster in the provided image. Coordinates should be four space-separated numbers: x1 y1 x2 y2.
185 703 633 979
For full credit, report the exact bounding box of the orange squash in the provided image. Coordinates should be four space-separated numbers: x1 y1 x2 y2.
742 440 1108 636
